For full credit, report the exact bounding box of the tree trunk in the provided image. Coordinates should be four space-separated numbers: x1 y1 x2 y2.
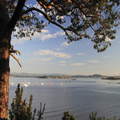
0 39 10 119
0 0 11 119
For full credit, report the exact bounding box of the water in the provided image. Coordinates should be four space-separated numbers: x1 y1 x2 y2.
9 77 120 120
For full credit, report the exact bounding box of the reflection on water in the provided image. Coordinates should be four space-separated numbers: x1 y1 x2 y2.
9 77 120 120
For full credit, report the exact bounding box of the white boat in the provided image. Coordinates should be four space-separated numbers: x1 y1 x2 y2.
41 79 44 85
11 79 14 85
24 83 28 87
28 82 30 84
27 79 30 84
24 79 28 87
11 82 14 85
41 83 44 85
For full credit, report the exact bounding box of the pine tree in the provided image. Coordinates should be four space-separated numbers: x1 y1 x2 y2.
9 84 45 120
0 0 119 118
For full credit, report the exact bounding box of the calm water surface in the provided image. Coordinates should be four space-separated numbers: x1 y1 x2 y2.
9 77 120 120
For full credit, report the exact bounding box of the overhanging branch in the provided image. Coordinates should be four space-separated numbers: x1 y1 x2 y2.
22 7 85 41
8 0 26 30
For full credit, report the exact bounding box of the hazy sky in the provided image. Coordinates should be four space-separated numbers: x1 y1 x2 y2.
10 1 120 76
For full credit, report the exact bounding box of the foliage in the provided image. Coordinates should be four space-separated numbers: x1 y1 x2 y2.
58 76 71 79
6 0 120 52
38 75 71 79
9 84 45 120
89 112 119 120
0 0 120 119
62 111 76 120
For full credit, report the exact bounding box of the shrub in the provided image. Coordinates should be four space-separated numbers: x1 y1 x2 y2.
62 111 76 120
9 84 45 120
89 112 117 120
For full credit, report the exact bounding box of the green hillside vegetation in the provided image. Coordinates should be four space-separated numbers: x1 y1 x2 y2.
72 74 103 78
102 77 120 80
38 75 50 79
38 76 71 79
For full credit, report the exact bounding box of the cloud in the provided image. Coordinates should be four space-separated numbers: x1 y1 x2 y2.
35 33 55 41
33 3 44 16
12 37 29 44
104 56 109 58
33 30 65 41
56 48 61 51
116 35 120 37
34 49 72 58
58 64 66 66
56 42 70 51
38 63 54 65
58 61 66 63
56 15 65 20
12 30 65 44
30 58 52 62
61 42 69 47
76 53 85 55
70 63 85 66
88 60 100 63
105 37 111 42
41 29 49 33
54 31 65 36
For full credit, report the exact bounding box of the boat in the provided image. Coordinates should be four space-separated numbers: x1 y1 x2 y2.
41 79 44 85
41 83 44 85
27 82 30 84
50 83 53 85
24 83 28 87
24 79 28 87
27 79 30 84
35 80 38 86
21 80 24 85
50 80 53 85
11 79 14 85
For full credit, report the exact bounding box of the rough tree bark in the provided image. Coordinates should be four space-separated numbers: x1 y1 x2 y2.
0 0 11 119
0 0 26 119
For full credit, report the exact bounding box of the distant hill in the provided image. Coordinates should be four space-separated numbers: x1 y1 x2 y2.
10 72 69 78
72 74 103 78
10 72 41 77
101 77 120 80
10 72 120 78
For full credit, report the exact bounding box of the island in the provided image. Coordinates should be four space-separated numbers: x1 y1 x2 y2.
38 75 71 79
101 77 120 80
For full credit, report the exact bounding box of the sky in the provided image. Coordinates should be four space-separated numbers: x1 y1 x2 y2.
10 1 120 76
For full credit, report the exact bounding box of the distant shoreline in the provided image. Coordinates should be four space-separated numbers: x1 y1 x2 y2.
10 73 120 79
101 77 120 80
